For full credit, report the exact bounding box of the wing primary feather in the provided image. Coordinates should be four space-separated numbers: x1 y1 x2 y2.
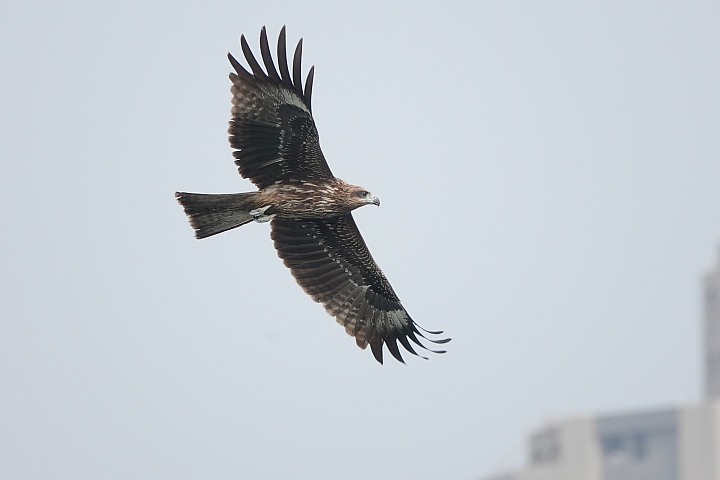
415 329 452 344
408 330 447 354
398 335 427 359
385 337 405 364
408 329 446 353
429 337 452 345
304 66 314 111
260 26 280 80
292 38 303 93
416 324 446 335
228 53 251 77
369 337 384 364
407 330 429 349
240 34 267 78
277 26 292 84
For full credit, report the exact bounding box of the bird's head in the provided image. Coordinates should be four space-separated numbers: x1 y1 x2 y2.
347 185 380 210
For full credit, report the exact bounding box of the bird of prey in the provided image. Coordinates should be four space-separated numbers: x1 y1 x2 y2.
176 26 449 363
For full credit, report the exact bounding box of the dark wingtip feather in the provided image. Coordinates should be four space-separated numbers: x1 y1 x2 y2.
407 329 447 354
415 329 452 345
385 337 406 364
417 325 445 335
240 34 266 78
228 52 250 76
292 38 303 93
277 26 292 84
260 26 280 80
304 66 314 111
370 338 384 364
411 335 447 355
398 335 427 360
233 27 313 111
415 324 452 344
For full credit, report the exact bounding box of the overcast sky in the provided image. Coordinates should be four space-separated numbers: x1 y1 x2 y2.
1 1 719 479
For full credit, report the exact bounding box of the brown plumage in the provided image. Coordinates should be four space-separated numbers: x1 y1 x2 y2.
176 26 449 363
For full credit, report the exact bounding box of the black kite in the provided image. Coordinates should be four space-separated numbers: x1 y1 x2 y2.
176 27 449 363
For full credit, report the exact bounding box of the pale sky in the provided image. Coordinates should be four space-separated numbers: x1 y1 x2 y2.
1 1 719 479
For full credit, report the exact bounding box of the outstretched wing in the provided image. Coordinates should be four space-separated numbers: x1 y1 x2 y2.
271 215 450 364
228 26 333 189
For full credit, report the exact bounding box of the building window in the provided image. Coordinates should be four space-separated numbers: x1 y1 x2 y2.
530 428 561 464
601 433 647 463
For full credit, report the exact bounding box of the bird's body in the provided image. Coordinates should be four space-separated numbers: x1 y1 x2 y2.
255 178 380 220
176 26 449 363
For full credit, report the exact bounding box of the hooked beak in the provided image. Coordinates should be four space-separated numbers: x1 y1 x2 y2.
372 196 380 207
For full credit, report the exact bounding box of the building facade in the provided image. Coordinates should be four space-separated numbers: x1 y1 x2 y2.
705 247 720 398
482 403 720 480
482 249 720 480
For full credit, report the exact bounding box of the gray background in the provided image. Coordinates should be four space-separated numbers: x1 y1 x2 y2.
1 1 719 479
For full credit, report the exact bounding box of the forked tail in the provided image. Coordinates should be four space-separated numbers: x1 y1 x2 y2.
175 192 259 239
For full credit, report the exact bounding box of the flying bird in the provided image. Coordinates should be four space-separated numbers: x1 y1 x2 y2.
176 26 449 363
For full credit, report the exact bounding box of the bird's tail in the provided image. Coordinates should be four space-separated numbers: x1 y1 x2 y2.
175 192 259 239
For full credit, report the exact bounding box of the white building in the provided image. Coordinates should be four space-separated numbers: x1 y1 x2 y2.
482 249 720 480
705 246 720 398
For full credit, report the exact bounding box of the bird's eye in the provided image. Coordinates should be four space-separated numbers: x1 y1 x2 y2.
357 190 369 198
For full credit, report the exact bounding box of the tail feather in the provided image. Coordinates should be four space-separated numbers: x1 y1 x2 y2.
175 192 258 239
